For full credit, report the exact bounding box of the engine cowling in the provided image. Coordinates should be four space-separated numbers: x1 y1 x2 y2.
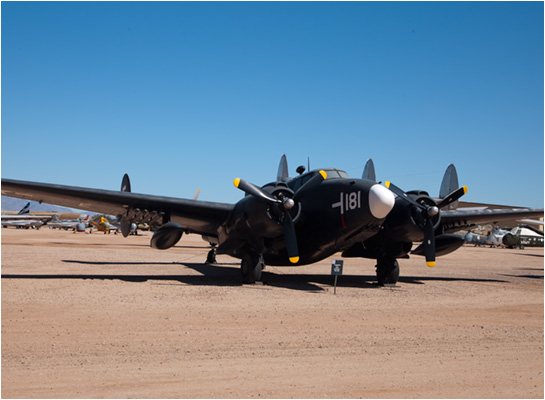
151 222 184 250
384 191 441 243
237 183 300 238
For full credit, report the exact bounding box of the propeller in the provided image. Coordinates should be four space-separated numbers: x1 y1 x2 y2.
385 181 467 267
234 170 327 263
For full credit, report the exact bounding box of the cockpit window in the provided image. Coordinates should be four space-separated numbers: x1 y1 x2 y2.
288 169 349 191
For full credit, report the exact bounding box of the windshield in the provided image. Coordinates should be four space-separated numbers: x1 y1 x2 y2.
288 169 349 191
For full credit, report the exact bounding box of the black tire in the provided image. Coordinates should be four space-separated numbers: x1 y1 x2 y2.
206 249 217 264
376 259 399 285
241 253 263 284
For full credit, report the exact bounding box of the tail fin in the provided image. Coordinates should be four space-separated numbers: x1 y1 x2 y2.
362 159 376 181
277 154 289 181
17 202 31 215
439 164 459 210
121 174 131 192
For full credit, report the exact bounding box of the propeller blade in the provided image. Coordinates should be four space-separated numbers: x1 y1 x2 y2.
385 181 426 211
423 215 436 267
437 186 468 209
293 170 327 202
282 211 299 264
234 178 280 205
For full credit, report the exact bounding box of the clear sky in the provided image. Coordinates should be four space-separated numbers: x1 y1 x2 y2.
2 1 543 208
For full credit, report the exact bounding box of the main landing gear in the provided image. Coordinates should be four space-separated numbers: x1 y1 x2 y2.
376 256 399 286
206 244 217 264
241 253 264 284
204 246 263 284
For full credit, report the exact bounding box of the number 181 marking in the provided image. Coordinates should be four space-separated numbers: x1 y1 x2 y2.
332 191 361 215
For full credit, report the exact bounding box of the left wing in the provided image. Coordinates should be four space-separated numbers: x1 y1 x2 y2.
1 179 234 237
441 207 544 232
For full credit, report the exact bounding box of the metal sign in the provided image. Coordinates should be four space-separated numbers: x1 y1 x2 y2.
331 260 343 275
331 260 343 295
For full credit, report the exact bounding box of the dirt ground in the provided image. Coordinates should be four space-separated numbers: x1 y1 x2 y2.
1 228 543 398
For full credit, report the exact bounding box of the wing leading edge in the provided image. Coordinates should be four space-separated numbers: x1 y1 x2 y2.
1 179 234 237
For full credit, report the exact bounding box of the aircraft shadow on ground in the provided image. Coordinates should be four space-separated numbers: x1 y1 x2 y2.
498 267 544 280
49 242 209 250
0 260 509 292
513 252 544 258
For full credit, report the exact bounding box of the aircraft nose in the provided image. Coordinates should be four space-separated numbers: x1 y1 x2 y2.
369 184 395 219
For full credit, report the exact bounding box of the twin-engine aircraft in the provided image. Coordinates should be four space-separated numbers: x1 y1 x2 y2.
2 155 543 285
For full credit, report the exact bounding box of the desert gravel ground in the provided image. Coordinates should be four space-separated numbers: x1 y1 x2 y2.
1 228 543 398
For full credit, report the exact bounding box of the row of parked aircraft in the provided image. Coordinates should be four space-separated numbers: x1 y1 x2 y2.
0 204 130 234
464 224 544 248
2 155 543 285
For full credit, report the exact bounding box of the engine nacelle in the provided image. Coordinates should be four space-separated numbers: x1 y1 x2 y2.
384 192 441 242
411 234 465 257
151 222 184 250
233 183 300 238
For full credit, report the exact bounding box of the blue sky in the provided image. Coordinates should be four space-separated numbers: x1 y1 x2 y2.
2 1 543 208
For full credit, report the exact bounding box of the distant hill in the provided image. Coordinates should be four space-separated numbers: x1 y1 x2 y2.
1 196 89 214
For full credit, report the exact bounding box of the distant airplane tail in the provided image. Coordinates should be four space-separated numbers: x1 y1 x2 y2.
17 202 31 215
439 164 460 210
121 173 131 192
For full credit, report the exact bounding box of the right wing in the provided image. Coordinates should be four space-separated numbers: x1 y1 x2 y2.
441 207 544 232
1 179 234 237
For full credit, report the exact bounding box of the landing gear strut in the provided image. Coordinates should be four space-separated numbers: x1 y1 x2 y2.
376 256 399 286
241 253 264 284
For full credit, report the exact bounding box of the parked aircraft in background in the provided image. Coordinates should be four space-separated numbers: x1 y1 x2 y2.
1 202 52 229
2 218 45 229
509 225 544 247
47 215 89 232
89 216 119 234
2 155 543 285
464 224 544 248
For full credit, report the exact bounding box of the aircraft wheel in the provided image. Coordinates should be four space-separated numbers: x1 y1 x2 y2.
206 248 217 264
376 258 399 286
241 253 263 284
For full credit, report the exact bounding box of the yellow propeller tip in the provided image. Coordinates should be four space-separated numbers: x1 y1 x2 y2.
426 261 436 268
233 178 241 188
385 181 391 188
463 185 468 194
319 170 327 180
289 256 299 264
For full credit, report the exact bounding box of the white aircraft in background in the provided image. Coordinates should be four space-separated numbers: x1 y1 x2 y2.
47 214 89 232
1 202 53 229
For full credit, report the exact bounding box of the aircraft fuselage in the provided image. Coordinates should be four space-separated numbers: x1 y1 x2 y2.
217 169 395 266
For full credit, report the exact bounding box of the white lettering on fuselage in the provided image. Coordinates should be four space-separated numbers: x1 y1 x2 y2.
332 191 361 215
